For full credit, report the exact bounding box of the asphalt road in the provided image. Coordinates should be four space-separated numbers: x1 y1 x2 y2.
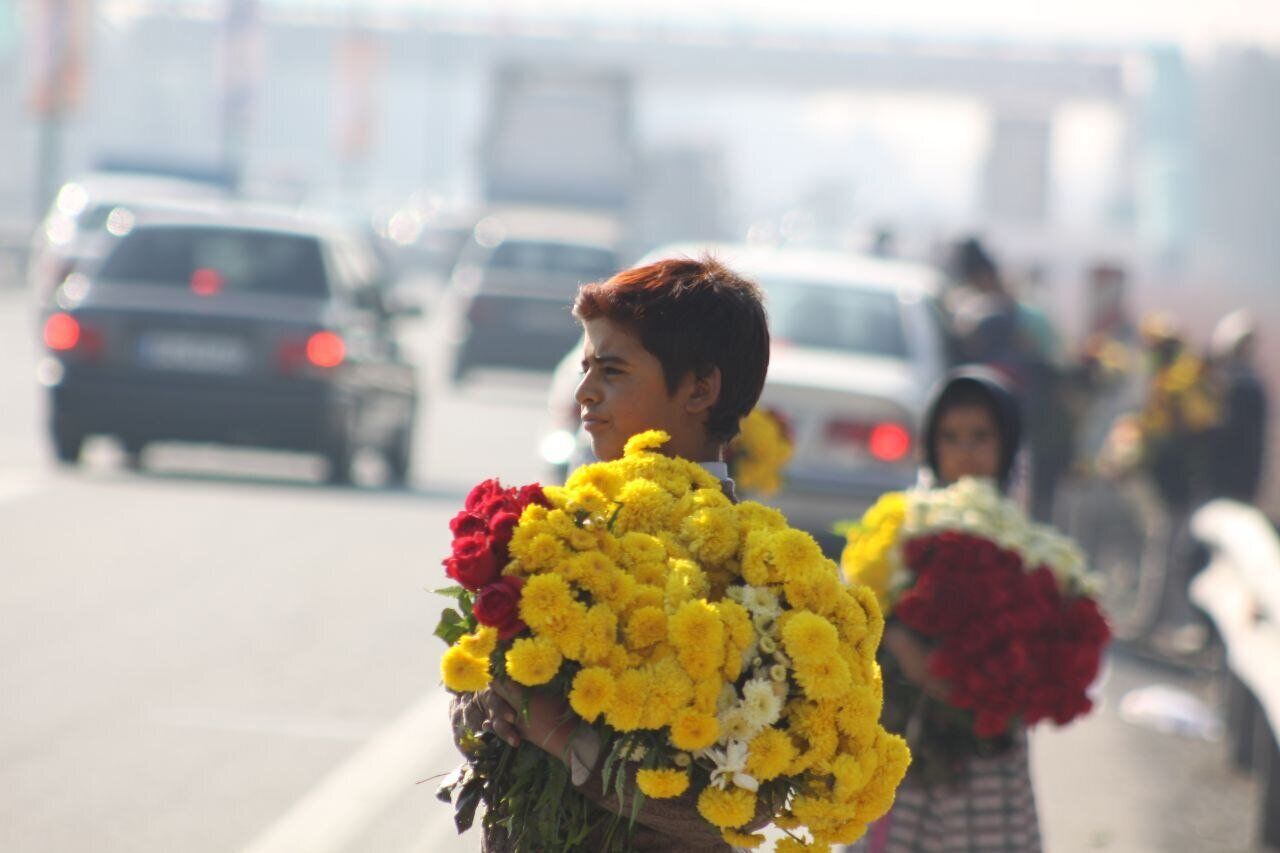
0 285 1259 852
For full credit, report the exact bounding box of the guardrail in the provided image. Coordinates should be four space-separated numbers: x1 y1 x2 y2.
1190 499 1280 850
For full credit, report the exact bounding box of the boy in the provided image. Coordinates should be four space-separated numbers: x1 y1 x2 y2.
452 256 771 851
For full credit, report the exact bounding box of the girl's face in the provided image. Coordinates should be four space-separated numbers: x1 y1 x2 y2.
934 403 1002 485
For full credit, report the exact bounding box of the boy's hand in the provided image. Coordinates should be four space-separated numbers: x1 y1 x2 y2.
483 679 577 760
884 624 951 701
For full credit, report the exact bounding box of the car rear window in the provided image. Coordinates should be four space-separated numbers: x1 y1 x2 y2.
488 240 617 281
765 279 908 358
96 225 328 297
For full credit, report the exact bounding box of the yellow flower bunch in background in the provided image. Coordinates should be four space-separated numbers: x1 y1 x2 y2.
442 430 909 850
728 408 794 496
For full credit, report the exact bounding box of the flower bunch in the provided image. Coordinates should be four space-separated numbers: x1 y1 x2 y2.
437 431 909 850
841 478 1110 738
726 407 794 496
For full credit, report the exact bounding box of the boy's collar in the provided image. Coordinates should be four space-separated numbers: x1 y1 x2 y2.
698 460 730 480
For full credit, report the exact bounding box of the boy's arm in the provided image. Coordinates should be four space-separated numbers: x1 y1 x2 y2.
485 682 765 846
568 739 772 848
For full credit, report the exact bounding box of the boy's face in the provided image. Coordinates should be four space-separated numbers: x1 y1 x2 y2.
934 404 1001 485
575 317 718 463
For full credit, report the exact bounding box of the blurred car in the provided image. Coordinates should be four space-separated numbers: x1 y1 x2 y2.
440 206 620 382
540 243 952 553
38 203 420 485
28 172 229 307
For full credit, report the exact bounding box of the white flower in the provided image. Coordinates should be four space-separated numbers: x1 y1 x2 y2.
718 707 757 743
716 683 739 714
700 740 759 791
740 678 783 729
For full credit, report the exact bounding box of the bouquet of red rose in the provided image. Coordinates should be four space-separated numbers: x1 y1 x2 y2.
842 478 1110 740
436 478 548 645
894 531 1110 737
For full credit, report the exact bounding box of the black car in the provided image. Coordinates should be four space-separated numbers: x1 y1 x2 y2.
40 205 420 485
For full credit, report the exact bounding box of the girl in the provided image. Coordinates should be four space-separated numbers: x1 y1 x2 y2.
852 367 1041 853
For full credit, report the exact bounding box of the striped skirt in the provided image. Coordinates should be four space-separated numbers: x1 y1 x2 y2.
849 732 1041 853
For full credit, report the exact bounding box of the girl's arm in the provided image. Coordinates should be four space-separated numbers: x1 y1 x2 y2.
883 622 951 701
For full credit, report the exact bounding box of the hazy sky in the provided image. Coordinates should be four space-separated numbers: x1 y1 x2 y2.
268 0 1280 54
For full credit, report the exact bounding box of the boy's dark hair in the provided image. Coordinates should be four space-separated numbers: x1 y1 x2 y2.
574 256 769 442
922 368 1022 489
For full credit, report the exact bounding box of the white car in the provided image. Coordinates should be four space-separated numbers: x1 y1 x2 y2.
540 242 953 554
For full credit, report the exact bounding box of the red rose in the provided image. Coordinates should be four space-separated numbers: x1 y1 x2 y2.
478 495 510 521
473 576 526 640
465 479 503 512
516 483 549 508
451 533 500 590
489 511 520 548
450 511 489 538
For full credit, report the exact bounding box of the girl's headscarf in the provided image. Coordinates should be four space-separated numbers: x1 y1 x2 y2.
921 367 1023 491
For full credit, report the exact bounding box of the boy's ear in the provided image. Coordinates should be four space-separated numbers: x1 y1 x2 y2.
684 366 722 416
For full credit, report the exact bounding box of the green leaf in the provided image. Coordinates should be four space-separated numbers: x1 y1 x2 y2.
434 607 472 645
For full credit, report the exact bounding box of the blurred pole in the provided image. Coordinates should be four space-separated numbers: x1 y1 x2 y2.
335 9 380 205
26 0 88 219
219 0 260 195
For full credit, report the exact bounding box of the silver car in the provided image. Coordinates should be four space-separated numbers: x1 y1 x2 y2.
540 243 952 554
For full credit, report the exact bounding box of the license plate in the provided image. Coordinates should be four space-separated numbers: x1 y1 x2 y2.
137 332 251 374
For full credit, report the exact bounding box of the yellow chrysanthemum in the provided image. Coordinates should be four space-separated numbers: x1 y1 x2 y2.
668 709 719 751
564 483 611 516
781 610 841 663
639 659 693 729
616 531 666 570
623 429 672 456
840 492 906 611
720 829 766 849
635 767 690 799
794 655 853 700
729 408 793 496
665 559 710 610
696 785 756 829
440 645 491 693
456 626 497 659
681 506 741 564
614 478 677 535
568 666 615 723
624 606 668 650
512 532 570 573
606 669 650 731
746 726 797 781
505 636 563 686
565 461 625 500
578 604 620 665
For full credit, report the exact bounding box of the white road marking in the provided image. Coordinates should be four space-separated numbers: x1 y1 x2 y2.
241 687 458 853
0 471 47 503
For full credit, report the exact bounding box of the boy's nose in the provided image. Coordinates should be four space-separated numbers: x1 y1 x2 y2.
574 373 600 408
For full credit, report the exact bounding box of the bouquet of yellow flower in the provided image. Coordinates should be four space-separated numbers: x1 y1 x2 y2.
726 407 794 496
437 430 909 851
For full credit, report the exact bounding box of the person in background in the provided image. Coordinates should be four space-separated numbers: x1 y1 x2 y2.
850 368 1042 853
947 237 1067 523
1208 310 1268 503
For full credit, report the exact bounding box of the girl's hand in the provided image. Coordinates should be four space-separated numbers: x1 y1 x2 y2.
884 624 951 701
483 679 577 760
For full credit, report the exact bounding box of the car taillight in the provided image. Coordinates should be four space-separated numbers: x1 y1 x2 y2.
868 423 912 462
190 267 224 296
306 331 345 368
824 418 912 462
43 313 80 351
